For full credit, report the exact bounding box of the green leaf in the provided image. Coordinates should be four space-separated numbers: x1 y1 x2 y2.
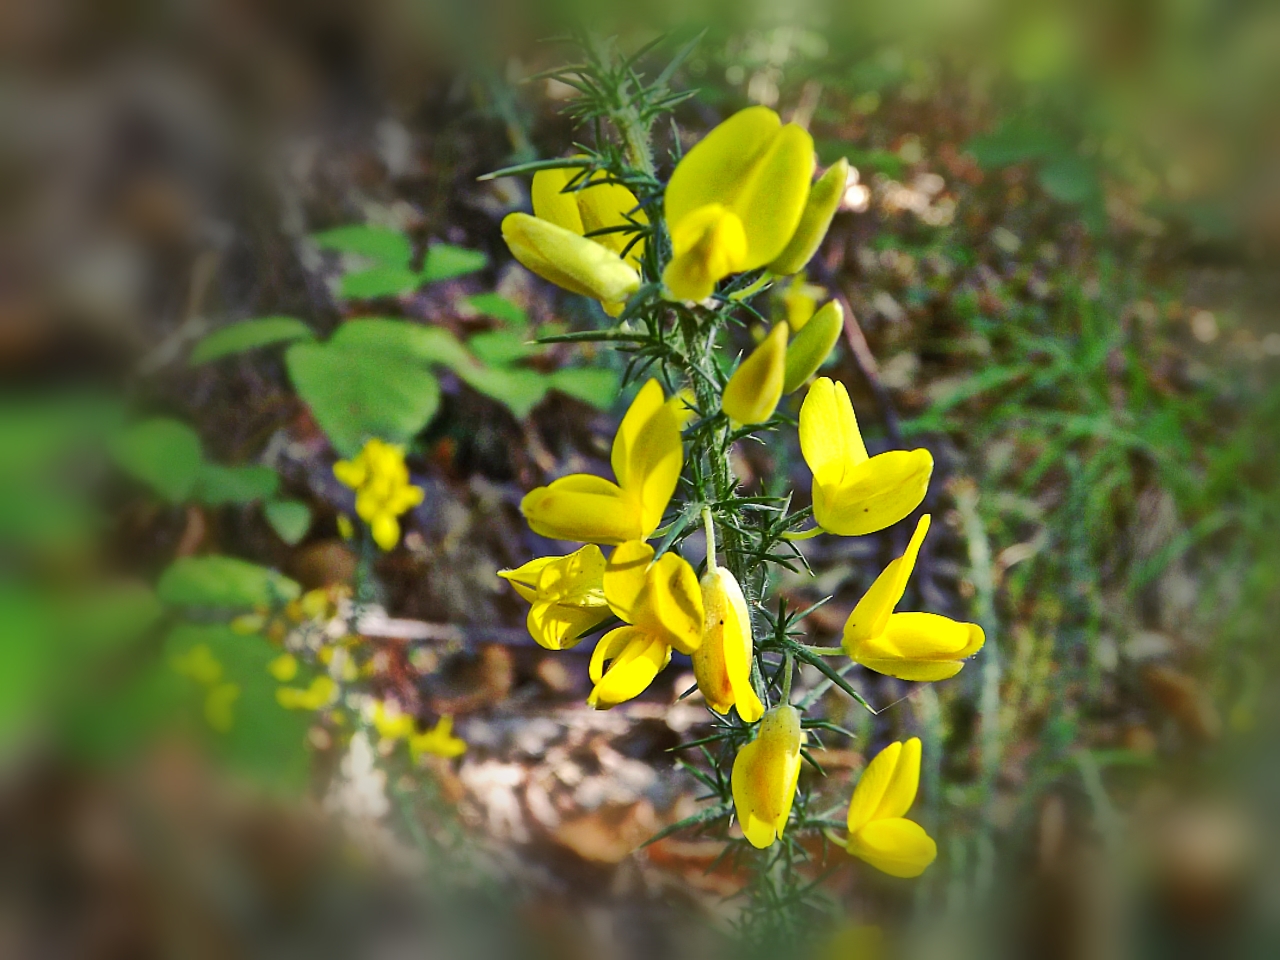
548 368 620 409
339 265 421 299
965 123 1066 168
465 292 527 326
112 418 204 502
420 244 487 283
1037 154 1101 206
468 329 536 366
337 318 476 371
189 316 314 365
312 225 412 268
0 588 53 755
264 500 312 545
452 366 548 418
286 332 442 457
158 556 300 610
195 463 280 505
165 624 312 791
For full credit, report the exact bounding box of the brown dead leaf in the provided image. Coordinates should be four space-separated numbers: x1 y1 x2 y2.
1143 664 1221 742
552 800 656 864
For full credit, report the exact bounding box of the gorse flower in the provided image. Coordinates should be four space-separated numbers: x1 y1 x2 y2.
768 158 849 277
498 545 610 650
501 165 645 315
694 564 764 722
333 438 424 551
732 704 806 848
834 738 936 878
799 378 933 536
843 515 985 681
410 715 467 760
664 107 816 301
722 322 789 425
589 539 703 708
521 379 684 544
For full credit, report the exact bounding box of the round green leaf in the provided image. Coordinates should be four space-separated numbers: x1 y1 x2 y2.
112 418 203 502
189 317 314 365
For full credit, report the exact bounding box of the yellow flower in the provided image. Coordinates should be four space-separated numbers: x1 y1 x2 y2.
501 165 646 316
843 515 985 681
694 565 764 721
587 540 703 708
498 545 611 650
276 675 337 711
798 378 933 536
722 321 789 425
371 698 416 741
267 652 299 682
521 379 683 545
783 300 844 394
410 715 467 760
204 682 240 733
780 275 825 331
731 704 806 848
664 107 815 301
171 643 222 684
532 166 647 268
836 739 936 878
333 438 424 551
768 158 849 276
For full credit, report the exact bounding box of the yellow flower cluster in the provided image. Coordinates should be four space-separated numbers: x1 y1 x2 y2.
333 438 424 551
171 643 240 733
372 699 467 760
494 108 987 869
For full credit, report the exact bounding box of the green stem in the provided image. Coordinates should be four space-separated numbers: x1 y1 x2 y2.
703 505 717 566
781 651 794 704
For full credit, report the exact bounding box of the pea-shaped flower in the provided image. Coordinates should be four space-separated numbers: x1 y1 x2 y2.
502 165 646 315
521 379 684 545
732 704 806 848
664 107 815 301
498 545 610 650
783 300 844 394
722 322 789 425
588 540 703 708
843 515 985 680
333 438 425 551
694 564 764 721
799 378 933 536
835 738 936 878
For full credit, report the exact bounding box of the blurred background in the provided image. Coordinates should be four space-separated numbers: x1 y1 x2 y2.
1 0 1277 957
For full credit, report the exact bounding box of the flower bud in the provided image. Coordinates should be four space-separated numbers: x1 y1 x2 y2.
769 158 849 276
501 212 641 314
783 300 844 393
694 566 764 721
722 322 789 425
731 704 806 848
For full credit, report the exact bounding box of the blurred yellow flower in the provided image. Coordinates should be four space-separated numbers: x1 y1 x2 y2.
203 682 240 733
722 322 789 425
843 515 985 681
732 704 806 848
267 652 299 682
521 379 683 544
799 378 933 536
836 738 936 878
664 106 815 301
333 438 424 551
498 544 611 650
410 715 467 760
694 564 763 721
587 540 703 709
171 643 222 685
780 276 825 331
371 698 416 741
276 675 338 711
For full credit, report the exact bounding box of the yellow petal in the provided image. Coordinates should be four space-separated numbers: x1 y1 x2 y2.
333 458 366 489
846 818 937 878
663 203 748 301
502 213 641 306
875 737 922 821
497 555 558 603
531 167 586 234
694 566 764 721
783 300 844 394
268 653 299 683
851 614 985 681
410 715 467 759
610 379 683 539
604 541 703 655
521 474 643 544
577 175 648 267
527 599 611 651
731 704 804 848
843 515 931 646
587 626 671 709
603 540 655 623
722 322 789 425
371 513 400 551
769 158 849 276
846 740 902 834
813 449 933 537
665 106 814 268
799 377 868 488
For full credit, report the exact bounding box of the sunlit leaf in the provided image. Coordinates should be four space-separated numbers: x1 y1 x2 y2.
112 418 203 502
420 243 487 283
196 464 280 505
157 556 300 610
189 316 314 365
312 225 412 267
264 499 312 545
